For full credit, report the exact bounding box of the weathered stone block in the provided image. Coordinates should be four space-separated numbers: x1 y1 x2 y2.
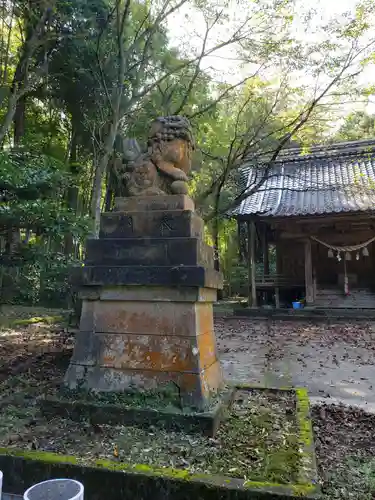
77 287 100 300
196 302 215 336
85 238 214 268
201 360 222 396
72 296 221 407
67 192 223 413
64 363 221 408
100 210 203 239
79 300 213 337
114 194 195 212
96 286 217 303
40 396 227 435
70 330 218 373
81 265 223 289
197 330 219 368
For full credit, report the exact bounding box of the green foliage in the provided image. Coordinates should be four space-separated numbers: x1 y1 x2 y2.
334 111 375 142
1 245 84 307
0 151 89 306
0 0 372 305
0 151 68 197
0 151 89 233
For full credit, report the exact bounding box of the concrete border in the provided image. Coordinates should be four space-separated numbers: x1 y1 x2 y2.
40 389 235 437
1 386 319 499
232 384 318 492
0 446 318 500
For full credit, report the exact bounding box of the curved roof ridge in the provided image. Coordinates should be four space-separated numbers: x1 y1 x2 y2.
242 138 375 167
235 141 375 217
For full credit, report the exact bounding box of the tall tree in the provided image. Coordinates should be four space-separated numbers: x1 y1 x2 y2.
190 5 375 269
84 0 302 234
334 111 375 141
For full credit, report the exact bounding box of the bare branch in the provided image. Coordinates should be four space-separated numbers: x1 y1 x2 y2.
200 43 365 221
173 10 223 114
187 65 266 120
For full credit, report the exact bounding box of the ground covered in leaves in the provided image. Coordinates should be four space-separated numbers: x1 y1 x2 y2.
0 356 302 483
312 404 375 499
216 315 375 411
1 307 375 498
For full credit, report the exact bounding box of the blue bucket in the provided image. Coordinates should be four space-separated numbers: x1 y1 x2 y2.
292 301 302 310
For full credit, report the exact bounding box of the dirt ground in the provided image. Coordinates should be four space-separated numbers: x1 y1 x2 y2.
216 317 375 411
0 309 375 499
215 316 375 498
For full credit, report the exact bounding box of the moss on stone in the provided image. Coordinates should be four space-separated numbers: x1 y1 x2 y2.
243 480 287 489
1 315 65 328
295 388 313 447
0 448 77 464
207 388 302 484
77 456 194 481
58 383 230 414
291 484 316 496
0 443 318 498
294 388 317 488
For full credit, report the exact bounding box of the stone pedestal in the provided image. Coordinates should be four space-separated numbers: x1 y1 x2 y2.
65 195 223 410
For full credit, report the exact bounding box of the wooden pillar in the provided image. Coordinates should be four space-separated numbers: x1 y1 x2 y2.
275 237 282 309
247 221 257 307
261 224 269 279
247 221 251 306
304 239 314 305
276 240 282 274
313 268 317 301
248 221 258 307
237 219 243 262
275 287 280 308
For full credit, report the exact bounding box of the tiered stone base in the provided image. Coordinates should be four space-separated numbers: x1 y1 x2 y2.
65 195 223 410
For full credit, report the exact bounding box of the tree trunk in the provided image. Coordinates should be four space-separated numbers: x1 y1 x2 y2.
104 162 114 212
213 216 220 272
3 91 26 302
64 127 80 256
0 92 19 145
1 227 21 303
0 5 53 146
13 96 26 145
91 153 109 237
212 190 221 272
212 189 223 299
90 120 120 237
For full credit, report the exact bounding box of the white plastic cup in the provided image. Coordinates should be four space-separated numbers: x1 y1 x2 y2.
23 479 83 500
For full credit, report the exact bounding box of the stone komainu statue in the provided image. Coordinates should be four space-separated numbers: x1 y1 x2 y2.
113 115 194 197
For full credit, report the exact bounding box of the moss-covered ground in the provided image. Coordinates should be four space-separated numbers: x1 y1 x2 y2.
0 367 306 484
58 382 228 413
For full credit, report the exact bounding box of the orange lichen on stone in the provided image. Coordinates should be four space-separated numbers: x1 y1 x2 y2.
102 356 116 364
74 296 223 406
99 334 193 372
97 330 217 374
196 303 214 336
196 330 218 369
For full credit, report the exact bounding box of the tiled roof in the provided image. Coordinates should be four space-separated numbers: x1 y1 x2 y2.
235 139 375 217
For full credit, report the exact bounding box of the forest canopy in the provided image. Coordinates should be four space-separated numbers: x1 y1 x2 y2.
0 0 374 304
